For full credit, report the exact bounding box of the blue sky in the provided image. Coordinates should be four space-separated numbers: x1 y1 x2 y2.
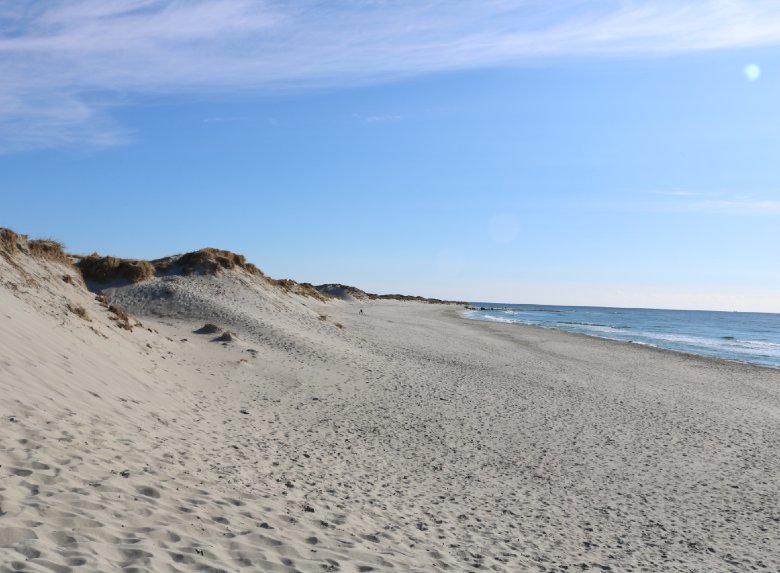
2 1 780 311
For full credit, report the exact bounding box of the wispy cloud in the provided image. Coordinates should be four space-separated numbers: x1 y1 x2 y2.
638 189 780 215
640 189 727 198
3 1 780 151
686 199 780 214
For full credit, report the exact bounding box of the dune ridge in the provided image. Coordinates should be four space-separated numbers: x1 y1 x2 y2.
69 245 464 306
2 227 780 572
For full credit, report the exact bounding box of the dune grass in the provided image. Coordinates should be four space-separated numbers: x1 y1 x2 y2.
1 229 71 265
29 239 70 264
176 248 263 277
107 304 133 331
77 255 155 284
67 303 90 321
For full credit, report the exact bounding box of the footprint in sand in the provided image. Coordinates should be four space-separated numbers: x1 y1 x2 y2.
135 485 161 499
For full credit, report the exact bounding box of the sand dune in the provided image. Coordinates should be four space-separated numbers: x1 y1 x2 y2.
2 230 779 571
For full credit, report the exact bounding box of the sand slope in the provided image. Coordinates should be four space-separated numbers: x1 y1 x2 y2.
2 237 780 572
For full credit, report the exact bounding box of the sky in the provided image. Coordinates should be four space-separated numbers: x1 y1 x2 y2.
1 1 779 311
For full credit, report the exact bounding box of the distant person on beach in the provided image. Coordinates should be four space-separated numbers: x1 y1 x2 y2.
359 309 364 315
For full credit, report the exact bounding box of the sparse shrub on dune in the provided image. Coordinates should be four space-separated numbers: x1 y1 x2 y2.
271 278 296 292
313 282 464 305
29 239 70 264
0 228 21 259
67 303 90 321
152 259 171 273
313 283 370 301
1 229 76 288
368 293 468 305
298 282 334 301
215 331 237 342
271 279 332 301
1 228 72 266
107 304 133 331
77 255 155 284
159 249 330 302
244 262 262 275
176 248 264 277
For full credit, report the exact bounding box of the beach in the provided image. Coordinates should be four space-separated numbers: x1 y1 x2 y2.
2 241 780 572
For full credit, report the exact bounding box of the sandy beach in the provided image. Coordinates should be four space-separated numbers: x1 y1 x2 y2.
2 235 779 572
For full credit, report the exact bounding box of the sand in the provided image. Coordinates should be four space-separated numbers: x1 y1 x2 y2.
1 243 779 572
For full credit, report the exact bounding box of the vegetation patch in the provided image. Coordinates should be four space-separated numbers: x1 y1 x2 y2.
29 239 70 264
313 282 466 305
2 229 71 266
0 228 21 259
77 255 155 284
107 304 133 331
67 303 90 321
271 279 331 301
1 228 74 286
368 293 468 305
176 248 263 277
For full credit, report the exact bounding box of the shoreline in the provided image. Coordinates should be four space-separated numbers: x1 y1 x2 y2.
460 307 780 371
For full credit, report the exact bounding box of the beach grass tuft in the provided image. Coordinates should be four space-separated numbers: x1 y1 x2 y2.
176 248 264 277
77 255 155 284
29 239 70 264
107 304 133 330
67 303 90 321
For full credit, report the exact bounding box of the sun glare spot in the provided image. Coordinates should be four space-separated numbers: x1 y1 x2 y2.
744 64 761 82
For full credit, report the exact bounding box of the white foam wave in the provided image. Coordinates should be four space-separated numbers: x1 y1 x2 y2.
477 314 515 324
634 332 780 357
463 308 780 366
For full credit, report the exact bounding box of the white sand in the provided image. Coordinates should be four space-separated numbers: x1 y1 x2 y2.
2 242 779 572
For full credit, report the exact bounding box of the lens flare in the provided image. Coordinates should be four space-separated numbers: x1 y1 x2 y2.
744 64 761 81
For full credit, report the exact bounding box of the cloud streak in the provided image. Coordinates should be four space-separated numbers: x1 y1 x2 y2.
3 0 780 151
686 199 780 215
637 189 780 215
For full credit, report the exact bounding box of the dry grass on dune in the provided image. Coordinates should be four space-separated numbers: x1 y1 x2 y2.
77 248 264 284
107 304 134 331
271 279 332 301
77 255 156 284
176 248 264 277
66 303 90 321
1 228 21 259
28 239 70 264
215 330 237 342
2 229 75 288
369 292 468 305
1 229 70 265
172 250 332 302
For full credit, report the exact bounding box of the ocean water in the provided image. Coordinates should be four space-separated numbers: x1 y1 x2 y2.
464 304 780 369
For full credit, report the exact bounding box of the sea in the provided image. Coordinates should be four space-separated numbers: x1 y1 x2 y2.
464 303 780 369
